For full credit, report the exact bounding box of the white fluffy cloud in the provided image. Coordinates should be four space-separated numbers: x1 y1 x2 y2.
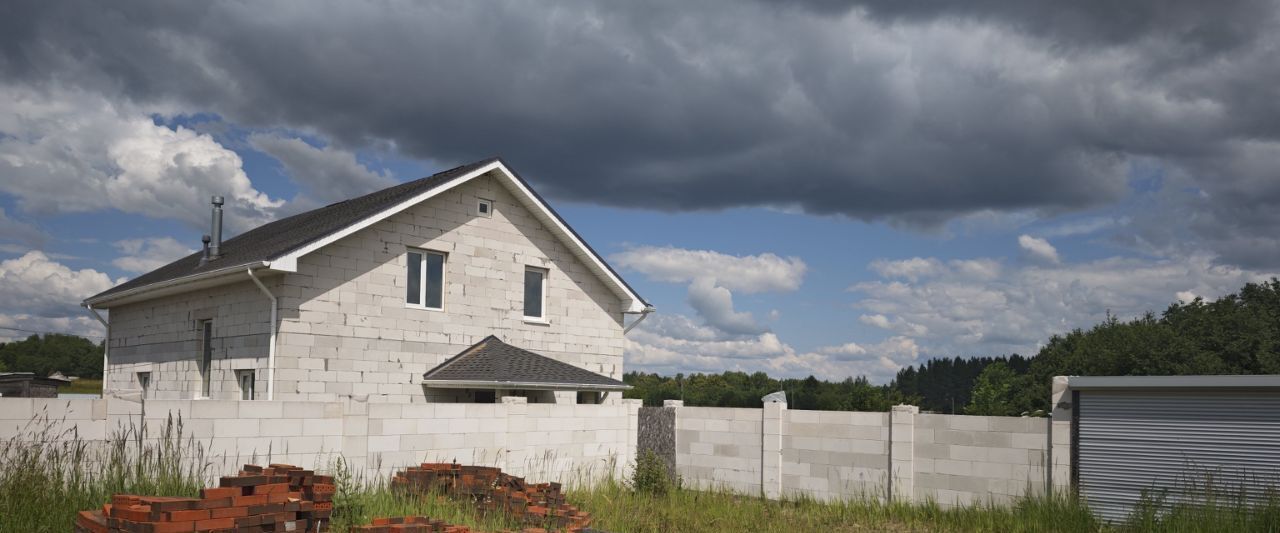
0 84 283 233
112 237 196 274
613 246 807 336
625 313 919 382
852 252 1276 357
686 277 768 335
611 246 807 293
0 251 118 318
1018 234 1061 264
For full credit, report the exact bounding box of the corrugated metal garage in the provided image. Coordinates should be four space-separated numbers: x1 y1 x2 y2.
1069 376 1280 522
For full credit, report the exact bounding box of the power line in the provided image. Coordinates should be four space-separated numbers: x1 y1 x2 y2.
0 322 104 338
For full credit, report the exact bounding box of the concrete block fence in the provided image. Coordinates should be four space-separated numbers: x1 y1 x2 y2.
658 400 1063 507
0 396 641 485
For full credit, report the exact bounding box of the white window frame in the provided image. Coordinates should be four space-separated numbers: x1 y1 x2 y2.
523 266 549 322
405 248 447 311
477 198 493 218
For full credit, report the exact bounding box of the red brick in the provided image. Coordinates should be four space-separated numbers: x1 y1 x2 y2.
168 508 211 522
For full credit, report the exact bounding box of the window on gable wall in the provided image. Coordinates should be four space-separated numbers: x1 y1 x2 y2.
406 249 446 310
524 266 547 319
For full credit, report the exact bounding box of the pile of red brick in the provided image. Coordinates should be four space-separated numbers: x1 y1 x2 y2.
74 463 335 533
389 464 592 532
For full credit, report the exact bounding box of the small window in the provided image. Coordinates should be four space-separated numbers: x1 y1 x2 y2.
473 390 496 404
407 249 446 309
477 199 493 218
577 391 601 404
199 320 213 398
523 267 547 319
237 370 255 401
137 372 151 398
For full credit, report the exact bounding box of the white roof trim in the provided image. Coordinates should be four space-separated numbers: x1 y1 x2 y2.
268 160 648 313
1067 375 1280 389
84 262 271 307
421 379 631 391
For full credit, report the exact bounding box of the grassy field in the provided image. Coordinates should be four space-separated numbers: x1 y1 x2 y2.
58 378 103 395
2 414 1277 532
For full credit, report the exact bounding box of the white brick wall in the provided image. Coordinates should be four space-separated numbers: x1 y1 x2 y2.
105 279 276 400
0 396 641 484
669 403 1051 506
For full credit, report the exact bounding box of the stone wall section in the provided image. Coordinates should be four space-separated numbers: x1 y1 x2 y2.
675 406 763 494
668 402 1051 506
782 408 889 500
0 396 641 484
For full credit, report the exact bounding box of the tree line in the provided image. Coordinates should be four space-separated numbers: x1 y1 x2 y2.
625 279 1280 415
0 334 104 379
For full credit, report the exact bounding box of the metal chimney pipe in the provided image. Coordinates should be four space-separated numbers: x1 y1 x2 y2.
198 234 211 266
209 196 225 259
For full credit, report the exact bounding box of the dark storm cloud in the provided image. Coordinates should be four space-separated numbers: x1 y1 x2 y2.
2 0 1279 265
771 0 1275 52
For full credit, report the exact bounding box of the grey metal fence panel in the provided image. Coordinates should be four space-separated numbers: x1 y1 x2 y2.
1077 389 1280 522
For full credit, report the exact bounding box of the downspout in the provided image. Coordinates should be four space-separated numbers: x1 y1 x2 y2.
246 267 278 401
623 305 656 334
84 304 109 389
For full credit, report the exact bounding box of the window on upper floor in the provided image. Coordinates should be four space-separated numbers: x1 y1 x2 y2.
407 249 446 310
524 266 547 320
477 198 493 218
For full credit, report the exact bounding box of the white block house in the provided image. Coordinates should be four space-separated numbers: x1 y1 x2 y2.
84 158 652 404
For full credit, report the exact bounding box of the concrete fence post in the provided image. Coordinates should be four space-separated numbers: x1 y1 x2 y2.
1049 376 1072 496
889 404 919 503
623 399 643 479
762 400 786 499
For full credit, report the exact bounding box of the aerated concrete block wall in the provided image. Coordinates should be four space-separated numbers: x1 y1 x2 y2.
668 402 1052 507
0 396 641 484
273 174 626 403
781 409 889 501
106 279 277 401
675 405 763 494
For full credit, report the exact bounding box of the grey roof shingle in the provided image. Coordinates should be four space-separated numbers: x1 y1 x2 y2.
422 335 628 390
87 158 497 302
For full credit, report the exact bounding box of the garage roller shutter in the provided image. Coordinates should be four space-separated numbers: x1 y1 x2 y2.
1076 389 1280 522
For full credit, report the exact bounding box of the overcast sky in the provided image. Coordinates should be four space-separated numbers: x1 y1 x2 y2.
1 0 1277 382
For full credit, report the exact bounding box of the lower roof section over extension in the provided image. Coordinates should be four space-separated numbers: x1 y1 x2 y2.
422 335 629 392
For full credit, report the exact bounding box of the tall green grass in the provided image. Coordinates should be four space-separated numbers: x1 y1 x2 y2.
0 407 210 532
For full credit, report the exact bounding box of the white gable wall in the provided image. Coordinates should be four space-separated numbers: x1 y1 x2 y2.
271 173 626 403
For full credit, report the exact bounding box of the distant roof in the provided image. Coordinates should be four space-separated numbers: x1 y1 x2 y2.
0 372 70 383
422 336 629 391
86 158 496 303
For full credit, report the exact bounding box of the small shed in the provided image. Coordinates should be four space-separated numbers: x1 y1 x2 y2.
0 372 70 398
1062 375 1280 521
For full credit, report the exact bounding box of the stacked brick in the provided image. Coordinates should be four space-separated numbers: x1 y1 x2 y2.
74 463 334 533
389 464 592 532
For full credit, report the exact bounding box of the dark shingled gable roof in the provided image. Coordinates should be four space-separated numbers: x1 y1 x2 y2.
87 158 498 302
422 335 628 390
